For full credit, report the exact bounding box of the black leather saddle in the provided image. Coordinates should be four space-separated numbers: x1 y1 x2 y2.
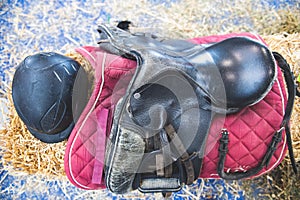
98 25 276 194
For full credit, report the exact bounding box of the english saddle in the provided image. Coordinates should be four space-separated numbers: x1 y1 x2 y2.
97 25 277 194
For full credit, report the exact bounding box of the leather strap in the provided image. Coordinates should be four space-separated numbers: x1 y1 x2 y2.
138 125 195 196
159 130 173 198
159 130 173 178
218 129 284 180
164 124 195 184
217 52 298 180
273 52 297 174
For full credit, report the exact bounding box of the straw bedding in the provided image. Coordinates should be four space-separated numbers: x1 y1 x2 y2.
263 34 300 163
0 0 299 198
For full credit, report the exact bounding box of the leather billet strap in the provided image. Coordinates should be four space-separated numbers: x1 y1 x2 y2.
137 124 197 193
159 129 173 179
217 52 298 180
164 124 195 185
218 129 284 180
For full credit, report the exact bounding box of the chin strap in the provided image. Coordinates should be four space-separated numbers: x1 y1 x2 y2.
218 52 298 180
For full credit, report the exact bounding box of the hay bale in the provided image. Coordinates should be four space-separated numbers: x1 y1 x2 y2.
106 0 300 38
0 90 67 178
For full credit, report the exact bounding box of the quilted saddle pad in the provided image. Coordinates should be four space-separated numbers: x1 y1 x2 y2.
64 33 287 189
64 46 136 189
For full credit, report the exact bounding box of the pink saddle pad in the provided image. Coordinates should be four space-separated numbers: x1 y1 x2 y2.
64 46 136 189
64 33 287 190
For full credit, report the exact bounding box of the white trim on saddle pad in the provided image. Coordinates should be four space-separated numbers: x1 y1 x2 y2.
251 78 287 178
252 34 287 177
68 53 107 189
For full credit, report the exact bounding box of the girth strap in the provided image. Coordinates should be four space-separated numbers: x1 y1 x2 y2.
137 124 197 194
159 129 173 178
164 124 195 184
158 130 173 197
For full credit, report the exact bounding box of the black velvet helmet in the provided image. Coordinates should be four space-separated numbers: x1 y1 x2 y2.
12 52 89 143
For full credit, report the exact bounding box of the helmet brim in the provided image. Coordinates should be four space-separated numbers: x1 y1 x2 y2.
27 122 74 143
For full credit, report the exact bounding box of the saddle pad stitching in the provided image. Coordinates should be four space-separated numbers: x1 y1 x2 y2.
251 78 287 176
233 83 283 156
224 82 282 133
239 111 277 142
252 133 287 178
223 135 286 176
248 99 283 129
72 159 94 179
67 62 135 188
68 53 107 189
70 114 105 182
71 137 96 162
70 126 98 160
224 114 274 152
222 78 287 176
201 77 286 176
224 132 270 166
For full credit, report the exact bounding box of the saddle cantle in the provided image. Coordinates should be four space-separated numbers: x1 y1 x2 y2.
98 25 277 194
